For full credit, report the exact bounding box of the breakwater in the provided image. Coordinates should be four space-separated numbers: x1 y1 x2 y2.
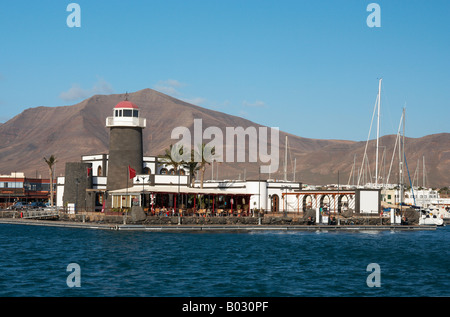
0 216 437 232
1 207 422 227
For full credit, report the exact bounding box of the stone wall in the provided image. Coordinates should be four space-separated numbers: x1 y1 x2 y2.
63 162 95 211
51 210 421 226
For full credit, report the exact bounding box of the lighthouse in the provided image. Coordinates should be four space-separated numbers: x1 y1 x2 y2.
106 96 146 203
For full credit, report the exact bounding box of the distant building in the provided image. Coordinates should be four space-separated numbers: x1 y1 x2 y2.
0 172 54 208
381 187 450 210
404 188 450 208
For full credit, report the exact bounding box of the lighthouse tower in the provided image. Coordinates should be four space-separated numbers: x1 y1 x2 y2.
106 96 146 199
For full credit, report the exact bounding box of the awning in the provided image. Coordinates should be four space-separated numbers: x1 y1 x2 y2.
108 185 253 196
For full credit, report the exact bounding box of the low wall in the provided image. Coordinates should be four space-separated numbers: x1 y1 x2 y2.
1 210 419 225
57 213 399 226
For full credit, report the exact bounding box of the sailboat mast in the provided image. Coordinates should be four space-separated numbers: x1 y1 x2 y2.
400 107 405 208
284 135 288 181
375 78 382 186
423 156 426 188
293 157 296 182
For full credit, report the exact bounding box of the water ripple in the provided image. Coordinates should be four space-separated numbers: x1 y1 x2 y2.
0 224 449 296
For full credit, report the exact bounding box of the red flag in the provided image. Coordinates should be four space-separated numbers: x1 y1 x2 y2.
87 167 92 176
128 165 136 179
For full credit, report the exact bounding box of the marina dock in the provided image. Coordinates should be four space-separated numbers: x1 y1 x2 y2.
0 218 438 232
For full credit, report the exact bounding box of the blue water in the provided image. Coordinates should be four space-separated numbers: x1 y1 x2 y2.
0 224 449 297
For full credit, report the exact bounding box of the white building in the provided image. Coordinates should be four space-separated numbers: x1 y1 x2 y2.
57 154 380 215
56 97 380 215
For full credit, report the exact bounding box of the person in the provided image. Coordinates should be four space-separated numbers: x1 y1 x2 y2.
401 216 408 225
330 216 337 225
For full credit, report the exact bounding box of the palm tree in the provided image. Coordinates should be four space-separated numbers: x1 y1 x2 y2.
195 143 215 189
183 149 201 187
158 144 184 175
43 155 57 207
159 143 215 188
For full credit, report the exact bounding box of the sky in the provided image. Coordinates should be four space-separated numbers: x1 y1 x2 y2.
0 0 449 141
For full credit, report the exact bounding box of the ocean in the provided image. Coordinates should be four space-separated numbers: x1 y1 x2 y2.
0 223 449 297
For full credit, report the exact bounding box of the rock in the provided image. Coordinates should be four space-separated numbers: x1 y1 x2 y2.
130 206 146 223
303 209 316 219
340 209 353 218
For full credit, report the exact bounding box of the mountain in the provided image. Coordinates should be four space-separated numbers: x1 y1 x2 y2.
0 88 449 188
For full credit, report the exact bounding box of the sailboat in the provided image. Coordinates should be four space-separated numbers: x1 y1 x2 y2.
357 78 384 188
397 109 443 226
357 80 443 226
395 104 443 226
419 208 444 226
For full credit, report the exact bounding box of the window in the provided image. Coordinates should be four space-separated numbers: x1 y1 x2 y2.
115 110 119 117
123 109 132 117
387 195 391 199
271 195 279 212
113 196 120 208
1 182 24 188
133 110 139 117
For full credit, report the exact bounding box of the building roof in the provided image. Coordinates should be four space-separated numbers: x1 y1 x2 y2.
114 100 139 109
108 185 253 196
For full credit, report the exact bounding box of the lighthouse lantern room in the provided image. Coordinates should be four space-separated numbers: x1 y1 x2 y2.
106 100 146 128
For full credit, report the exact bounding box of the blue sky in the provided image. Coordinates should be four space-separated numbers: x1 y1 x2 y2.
0 0 449 141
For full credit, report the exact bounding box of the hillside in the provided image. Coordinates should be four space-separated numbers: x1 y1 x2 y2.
0 88 448 187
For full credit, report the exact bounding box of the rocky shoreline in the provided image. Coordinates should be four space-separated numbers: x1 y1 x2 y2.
1 207 430 232
1 207 421 226
0 217 436 232
54 207 420 226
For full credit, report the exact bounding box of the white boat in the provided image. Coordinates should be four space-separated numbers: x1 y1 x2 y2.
419 209 444 226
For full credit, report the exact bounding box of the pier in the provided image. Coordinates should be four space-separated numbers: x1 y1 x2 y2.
0 217 438 232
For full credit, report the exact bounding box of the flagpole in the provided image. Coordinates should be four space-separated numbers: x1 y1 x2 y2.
125 166 128 224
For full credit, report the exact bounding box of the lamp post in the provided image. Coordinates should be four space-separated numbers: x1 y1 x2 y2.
282 185 288 217
75 178 80 213
178 166 181 209
137 176 147 208
258 166 261 217
337 170 340 225
268 194 272 214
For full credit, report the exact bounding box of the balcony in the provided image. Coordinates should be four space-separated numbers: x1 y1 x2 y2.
106 116 146 128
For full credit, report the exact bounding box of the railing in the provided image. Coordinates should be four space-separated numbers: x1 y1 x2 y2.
106 116 146 128
21 210 59 219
